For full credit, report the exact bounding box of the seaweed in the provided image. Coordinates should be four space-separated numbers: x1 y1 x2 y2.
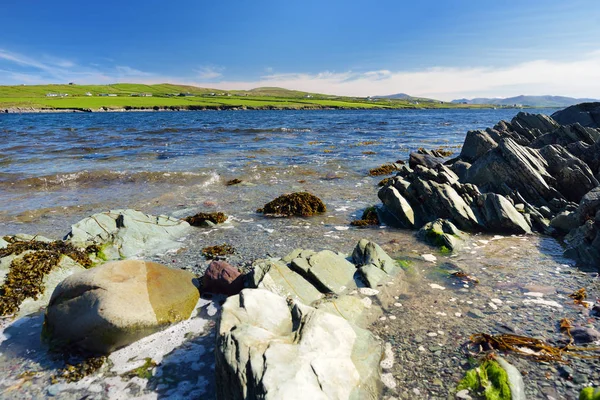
580 387 600 400
257 192 326 217
468 330 600 363
226 179 243 186
185 212 227 226
377 177 393 187
0 238 95 317
351 206 380 226
202 244 234 259
569 288 588 307
124 357 157 379
53 356 107 383
368 164 398 176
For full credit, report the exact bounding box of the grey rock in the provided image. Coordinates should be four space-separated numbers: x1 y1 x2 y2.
570 327 600 344
289 250 357 294
460 129 498 163
378 185 415 228
531 123 600 148
215 289 382 400
251 258 323 305
467 309 485 319
478 193 532 234
552 102 600 128
495 357 526 400
65 209 191 259
409 152 444 169
550 211 579 233
416 219 467 251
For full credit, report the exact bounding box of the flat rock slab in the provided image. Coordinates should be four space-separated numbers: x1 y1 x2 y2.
297 250 357 294
252 259 323 305
66 209 191 259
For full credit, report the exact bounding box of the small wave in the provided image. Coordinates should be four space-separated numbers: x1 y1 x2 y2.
0 170 215 190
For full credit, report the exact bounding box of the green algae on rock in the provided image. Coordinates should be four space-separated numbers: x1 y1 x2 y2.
185 212 227 226
456 359 512 400
257 192 326 217
202 244 234 259
0 238 96 317
580 387 600 400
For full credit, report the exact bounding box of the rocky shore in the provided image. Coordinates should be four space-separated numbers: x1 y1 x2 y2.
1 104 600 400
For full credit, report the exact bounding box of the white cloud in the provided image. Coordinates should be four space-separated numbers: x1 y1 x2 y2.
195 66 223 80
205 51 600 100
2 48 600 100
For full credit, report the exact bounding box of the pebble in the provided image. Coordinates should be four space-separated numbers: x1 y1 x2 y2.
429 283 445 290
467 309 485 319
394 302 402 307
422 254 437 262
358 287 379 296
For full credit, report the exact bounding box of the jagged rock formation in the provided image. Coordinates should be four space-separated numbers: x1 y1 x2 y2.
378 110 600 269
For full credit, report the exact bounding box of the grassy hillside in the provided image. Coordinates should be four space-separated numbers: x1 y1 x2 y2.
0 83 492 111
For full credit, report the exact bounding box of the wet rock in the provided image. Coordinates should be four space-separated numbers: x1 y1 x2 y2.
202 260 244 296
570 327 600 344
550 211 580 233
352 239 403 287
65 209 191 259
478 193 532 234
44 260 200 354
215 289 382 400
467 309 485 319
416 218 467 251
378 185 415 228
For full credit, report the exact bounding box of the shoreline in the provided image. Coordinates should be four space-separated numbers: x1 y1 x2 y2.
1 105 542 114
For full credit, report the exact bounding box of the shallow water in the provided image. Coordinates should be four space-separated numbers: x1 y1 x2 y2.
2 109 598 399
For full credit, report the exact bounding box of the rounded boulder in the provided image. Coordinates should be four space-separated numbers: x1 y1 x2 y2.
43 260 200 354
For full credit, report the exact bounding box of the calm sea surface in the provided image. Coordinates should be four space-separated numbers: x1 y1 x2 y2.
0 108 555 237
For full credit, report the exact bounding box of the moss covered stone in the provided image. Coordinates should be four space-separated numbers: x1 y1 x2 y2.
257 192 326 217
185 212 227 226
0 238 95 317
580 387 600 400
456 360 511 400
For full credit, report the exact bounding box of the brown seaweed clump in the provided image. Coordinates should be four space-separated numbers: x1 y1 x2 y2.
377 177 393 187
0 237 95 317
351 206 380 227
185 212 227 226
226 179 243 186
256 192 326 217
202 244 234 259
368 164 398 176
53 356 107 383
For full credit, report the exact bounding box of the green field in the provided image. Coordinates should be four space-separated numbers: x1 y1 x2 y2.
0 83 492 111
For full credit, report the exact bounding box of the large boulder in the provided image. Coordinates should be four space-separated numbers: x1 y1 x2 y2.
215 289 382 400
478 193 532 234
43 260 199 354
65 209 191 259
530 123 600 148
552 102 600 128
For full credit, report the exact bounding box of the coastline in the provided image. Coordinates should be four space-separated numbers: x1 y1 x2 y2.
1 105 538 114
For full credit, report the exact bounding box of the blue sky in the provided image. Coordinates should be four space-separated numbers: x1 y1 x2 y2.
1 0 600 100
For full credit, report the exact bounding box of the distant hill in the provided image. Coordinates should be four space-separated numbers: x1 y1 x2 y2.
451 95 599 108
374 93 441 102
